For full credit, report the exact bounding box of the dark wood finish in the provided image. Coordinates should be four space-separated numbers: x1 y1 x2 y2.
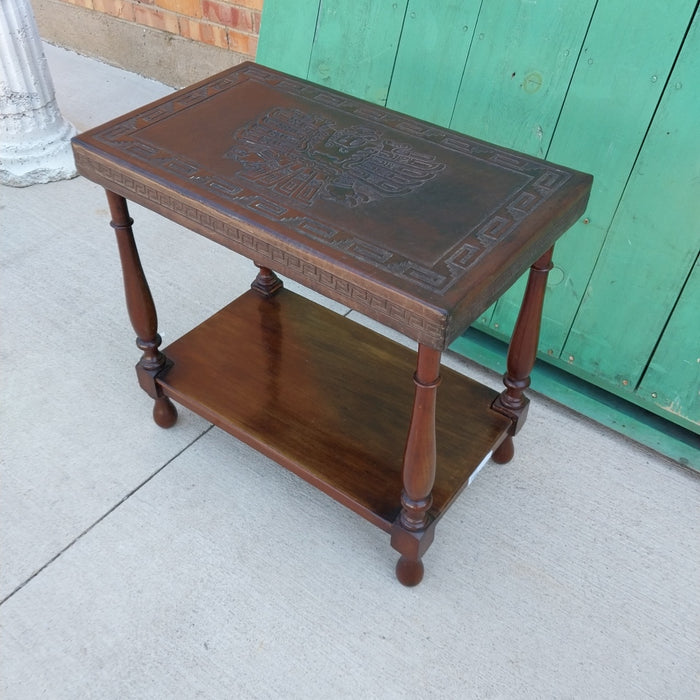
391 345 442 585
72 63 592 584
492 247 554 463
72 62 592 351
156 288 511 530
106 191 177 428
251 265 283 298
399 345 442 532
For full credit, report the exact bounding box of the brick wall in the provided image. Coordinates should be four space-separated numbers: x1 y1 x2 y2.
55 0 262 59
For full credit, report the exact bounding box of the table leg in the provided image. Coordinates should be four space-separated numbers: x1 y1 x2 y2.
491 246 554 463
391 344 441 586
106 190 177 428
251 264 283 297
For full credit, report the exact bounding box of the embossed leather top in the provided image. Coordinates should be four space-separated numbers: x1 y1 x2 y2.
72 62 592 349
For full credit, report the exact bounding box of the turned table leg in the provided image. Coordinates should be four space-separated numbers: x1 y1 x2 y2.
491 246 554 463
251 264 283 298
106 190 177 428
391 344 441 586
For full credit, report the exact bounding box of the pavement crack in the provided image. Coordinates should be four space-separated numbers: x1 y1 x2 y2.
0 425 214 607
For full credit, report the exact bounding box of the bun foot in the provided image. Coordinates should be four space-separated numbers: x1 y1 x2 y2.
153 395 178 428
395 555 424 587
492 435 514 464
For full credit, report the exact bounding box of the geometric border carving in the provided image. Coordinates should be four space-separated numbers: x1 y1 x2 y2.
75 151 447 347
90 63 573 298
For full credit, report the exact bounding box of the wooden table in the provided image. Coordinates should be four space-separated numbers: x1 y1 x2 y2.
72 62 592 586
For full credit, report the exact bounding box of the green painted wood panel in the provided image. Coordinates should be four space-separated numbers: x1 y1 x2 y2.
387 0 481 127
255 0 319 77
306 0 408 104
447 0 594 342
450 0 595 156
562 9 700 397
447 0 596 336
493 0 699 357
637 257 700 429
450 329 700 468
255 1 699 440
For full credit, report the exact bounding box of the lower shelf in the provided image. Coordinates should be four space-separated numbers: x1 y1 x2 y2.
158 288 512 531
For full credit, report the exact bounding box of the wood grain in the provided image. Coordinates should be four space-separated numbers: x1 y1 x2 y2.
157 288 512 531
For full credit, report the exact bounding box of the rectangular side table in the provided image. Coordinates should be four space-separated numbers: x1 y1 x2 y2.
72 63 592 585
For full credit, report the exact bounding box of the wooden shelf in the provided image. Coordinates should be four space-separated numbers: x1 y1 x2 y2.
158 288 512 531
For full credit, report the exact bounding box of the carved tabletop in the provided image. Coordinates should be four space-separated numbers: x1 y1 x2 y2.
72 62 591 350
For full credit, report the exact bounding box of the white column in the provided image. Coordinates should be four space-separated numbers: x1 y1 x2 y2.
0 0 76 187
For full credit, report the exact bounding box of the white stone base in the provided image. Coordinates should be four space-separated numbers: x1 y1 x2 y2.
0 119 77 187
0 0 78 187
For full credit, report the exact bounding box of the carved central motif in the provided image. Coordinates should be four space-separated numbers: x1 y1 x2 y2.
226 107 445 208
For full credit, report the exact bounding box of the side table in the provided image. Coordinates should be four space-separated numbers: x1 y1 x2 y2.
72 63 592 585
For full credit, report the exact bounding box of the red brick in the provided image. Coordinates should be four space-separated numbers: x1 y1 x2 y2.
201 0 231 24
154 0 202 18
202 1 254 31
132 4 180 33
179 17 228 48
234 0 263 10
226 27 255 54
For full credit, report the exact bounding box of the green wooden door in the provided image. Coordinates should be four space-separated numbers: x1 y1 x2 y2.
256 0 700 456
307 0 408 104
485 0 698 351
562 8 700 428
387 0 481 127
638 257 700 427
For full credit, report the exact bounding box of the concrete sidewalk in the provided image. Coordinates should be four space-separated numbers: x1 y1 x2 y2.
1 45 699 699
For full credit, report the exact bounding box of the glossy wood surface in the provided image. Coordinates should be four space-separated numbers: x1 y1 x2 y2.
106 190 178 428
157 288 511 531
72 62 591 350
